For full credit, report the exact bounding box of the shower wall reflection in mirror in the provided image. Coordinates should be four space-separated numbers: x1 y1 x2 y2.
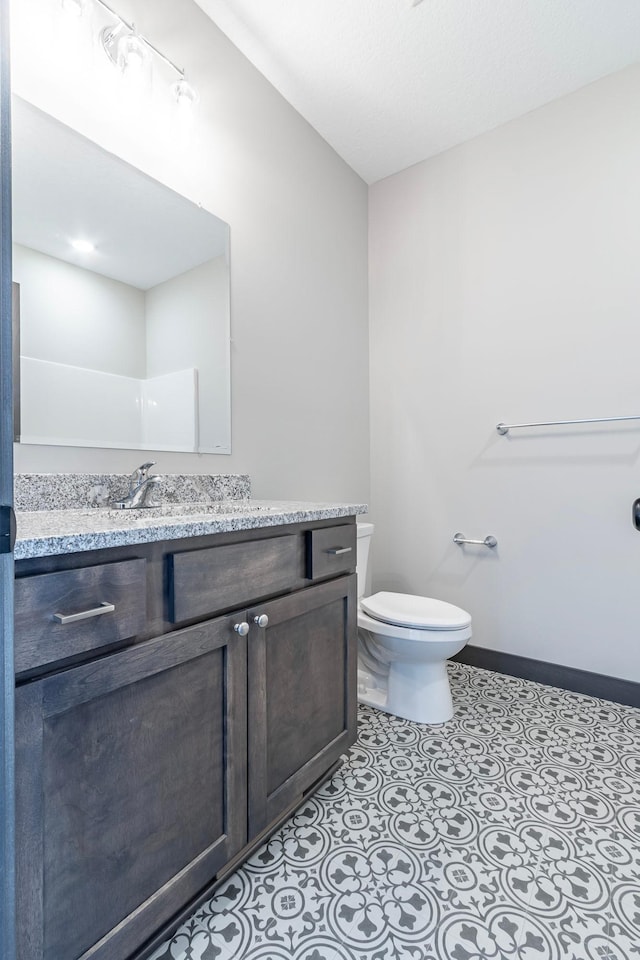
12 96 231 454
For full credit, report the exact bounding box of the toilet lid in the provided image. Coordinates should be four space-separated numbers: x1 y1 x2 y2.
361 591 471 631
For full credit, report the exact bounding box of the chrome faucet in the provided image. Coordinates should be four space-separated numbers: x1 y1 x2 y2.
111 462 162 510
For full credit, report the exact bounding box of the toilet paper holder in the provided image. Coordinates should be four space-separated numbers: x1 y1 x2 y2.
454 533 498 548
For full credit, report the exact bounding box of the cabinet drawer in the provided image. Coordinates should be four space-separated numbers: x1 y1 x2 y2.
170 535 300 623
306 524 356 580
15 559 146 674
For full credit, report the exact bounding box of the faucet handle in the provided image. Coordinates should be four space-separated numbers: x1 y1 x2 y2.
130 461 157 487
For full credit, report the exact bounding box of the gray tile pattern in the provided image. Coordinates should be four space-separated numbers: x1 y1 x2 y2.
149 663 640 960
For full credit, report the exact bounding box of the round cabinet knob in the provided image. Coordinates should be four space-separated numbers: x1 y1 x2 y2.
233 622 250 636
254 614 269 628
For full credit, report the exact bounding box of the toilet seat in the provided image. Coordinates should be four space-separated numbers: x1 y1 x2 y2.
360 591 471 632
358 607 473 645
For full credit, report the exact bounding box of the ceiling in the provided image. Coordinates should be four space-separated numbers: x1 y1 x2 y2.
194 0 640 184
12 98 228 290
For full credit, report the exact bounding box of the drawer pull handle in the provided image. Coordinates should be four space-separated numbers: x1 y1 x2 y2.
53 601 115 625
326 546 352 556
234 621 250 636
254 614 269 628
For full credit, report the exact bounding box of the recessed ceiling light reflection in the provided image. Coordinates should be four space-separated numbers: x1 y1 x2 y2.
70 239 95 253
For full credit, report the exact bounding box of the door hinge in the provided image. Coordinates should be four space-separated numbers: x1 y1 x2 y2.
0 505 16 554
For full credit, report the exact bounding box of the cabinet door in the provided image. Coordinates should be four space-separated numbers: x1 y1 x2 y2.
16 614 247 960
248 574 357 837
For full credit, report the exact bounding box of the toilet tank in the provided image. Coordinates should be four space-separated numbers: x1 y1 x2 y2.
356 522 374 600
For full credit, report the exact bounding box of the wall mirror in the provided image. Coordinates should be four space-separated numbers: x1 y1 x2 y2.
12 96 231 454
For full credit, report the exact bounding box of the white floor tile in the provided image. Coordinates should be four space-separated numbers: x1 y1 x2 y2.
150 663 640 960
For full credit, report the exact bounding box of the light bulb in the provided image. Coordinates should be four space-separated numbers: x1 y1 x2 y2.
61 0 86 16
172 77 199 115
117 32 150 78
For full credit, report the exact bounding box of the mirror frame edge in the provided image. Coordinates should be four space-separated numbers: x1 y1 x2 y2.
0 0 16 957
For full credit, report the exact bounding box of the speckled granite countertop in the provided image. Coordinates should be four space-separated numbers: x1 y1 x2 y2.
15 500 369 560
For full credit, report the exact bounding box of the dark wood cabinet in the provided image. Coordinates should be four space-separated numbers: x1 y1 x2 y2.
14 519 357 960
248 576 356 836
16 613 247 960
14 558 147 674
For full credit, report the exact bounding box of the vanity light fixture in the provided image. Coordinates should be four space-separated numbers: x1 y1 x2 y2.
60 0 198 110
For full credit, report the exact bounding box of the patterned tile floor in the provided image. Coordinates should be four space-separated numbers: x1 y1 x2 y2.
150 663 640 960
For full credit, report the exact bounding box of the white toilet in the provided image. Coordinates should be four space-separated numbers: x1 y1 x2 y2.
356 522 472 725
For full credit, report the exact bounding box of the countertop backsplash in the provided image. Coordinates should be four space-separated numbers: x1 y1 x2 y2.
14 473 252 512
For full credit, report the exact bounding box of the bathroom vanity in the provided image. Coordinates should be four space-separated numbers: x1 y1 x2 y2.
13 477 366 960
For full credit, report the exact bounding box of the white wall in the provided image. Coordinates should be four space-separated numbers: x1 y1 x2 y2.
10 0 369 503
145 257 230 453
15 245 216 450
13 244 146 377
369 64 640 683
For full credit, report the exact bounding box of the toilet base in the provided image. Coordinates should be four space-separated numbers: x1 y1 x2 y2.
358 659 454 725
